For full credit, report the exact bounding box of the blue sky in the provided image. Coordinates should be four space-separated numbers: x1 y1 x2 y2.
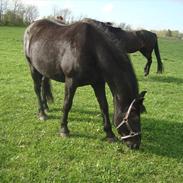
22 0 183 32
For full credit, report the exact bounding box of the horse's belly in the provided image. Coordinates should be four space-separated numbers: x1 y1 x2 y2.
49 73 65 82
32 59 65 82
42 69 65 82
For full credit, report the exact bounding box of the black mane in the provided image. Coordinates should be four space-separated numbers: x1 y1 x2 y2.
82 18 125 50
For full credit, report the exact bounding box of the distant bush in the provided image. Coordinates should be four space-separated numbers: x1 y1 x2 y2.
152 29 183 40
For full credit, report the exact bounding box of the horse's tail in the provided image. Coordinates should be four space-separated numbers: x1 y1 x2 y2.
42 78 54 103
154 37 164 73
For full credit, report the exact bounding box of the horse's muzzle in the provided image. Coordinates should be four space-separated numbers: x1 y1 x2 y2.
127 143 140 149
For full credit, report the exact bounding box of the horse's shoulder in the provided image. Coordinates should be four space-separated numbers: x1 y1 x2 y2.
71 21 98 37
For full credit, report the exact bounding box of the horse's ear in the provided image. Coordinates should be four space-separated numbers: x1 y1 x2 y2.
138 91 147 99
136 91 147 113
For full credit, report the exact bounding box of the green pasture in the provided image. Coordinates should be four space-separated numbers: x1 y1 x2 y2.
0 26 183 182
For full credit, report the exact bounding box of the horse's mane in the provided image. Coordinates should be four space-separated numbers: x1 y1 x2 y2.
82 18 133 73
82 18 125 50
82 18 138 96
82 19 136 90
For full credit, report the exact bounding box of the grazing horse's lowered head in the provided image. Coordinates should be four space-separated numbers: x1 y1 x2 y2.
114 91 147 149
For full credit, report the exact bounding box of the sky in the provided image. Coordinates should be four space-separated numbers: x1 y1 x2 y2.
22 0 183 32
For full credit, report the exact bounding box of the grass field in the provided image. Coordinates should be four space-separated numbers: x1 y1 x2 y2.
0 26 183 182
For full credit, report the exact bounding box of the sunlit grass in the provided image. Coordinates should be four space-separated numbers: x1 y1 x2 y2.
0 27 183 182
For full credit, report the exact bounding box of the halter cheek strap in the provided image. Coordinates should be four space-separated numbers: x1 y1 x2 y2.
116 99 141 140
116 99 136 129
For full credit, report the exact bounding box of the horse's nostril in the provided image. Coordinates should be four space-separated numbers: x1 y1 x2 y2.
127 143 139 149
133 143 139 149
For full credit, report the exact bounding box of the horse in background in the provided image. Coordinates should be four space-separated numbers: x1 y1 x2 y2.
83 18 163 76
56 16 65 24
24 19 147 149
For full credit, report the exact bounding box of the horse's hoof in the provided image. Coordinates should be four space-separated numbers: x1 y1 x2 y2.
144 72 149 76
144 68 149 76
44 108 49 113
60 132 69 138
38 114 48 121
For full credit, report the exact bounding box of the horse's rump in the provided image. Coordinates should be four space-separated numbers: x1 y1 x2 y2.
24 20 101 83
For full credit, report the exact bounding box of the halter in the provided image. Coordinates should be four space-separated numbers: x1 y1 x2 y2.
116 99 141 140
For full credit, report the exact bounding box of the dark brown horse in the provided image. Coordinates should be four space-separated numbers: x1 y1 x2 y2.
83 18 163 76
24 19 146 149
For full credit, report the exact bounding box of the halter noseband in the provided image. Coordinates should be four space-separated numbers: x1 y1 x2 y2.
116 99 141 140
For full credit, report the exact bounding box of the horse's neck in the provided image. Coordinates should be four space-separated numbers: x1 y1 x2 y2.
107 70 138 120
112 74 137 104
94 25 138 115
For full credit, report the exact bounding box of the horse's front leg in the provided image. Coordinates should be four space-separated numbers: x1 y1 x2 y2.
60 78 76 137
144 58 152 76
92 82 116 142
140 49 152 76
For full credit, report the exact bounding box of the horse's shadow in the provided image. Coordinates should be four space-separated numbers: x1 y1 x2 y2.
49 107 100 114
48 107 105 140
47 107 183 161
66 132 98 140
48 107 101 122
140 117 183 161
144 75 183 85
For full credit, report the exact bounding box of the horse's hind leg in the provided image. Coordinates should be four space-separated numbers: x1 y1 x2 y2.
42 78 49 112
144 57 152 76
29 65 48 121
60 78 76 137
41 77 52 112
140 49 152 76
92 82 116 142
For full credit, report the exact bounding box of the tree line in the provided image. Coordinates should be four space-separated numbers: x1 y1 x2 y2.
153 29 183 40
0 0 182 39
0 0 39 25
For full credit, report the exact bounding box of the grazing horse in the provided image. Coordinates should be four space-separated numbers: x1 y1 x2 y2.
24 19 146 149
83 18 163 76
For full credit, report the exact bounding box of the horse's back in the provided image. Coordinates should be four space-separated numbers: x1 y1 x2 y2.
136 30 157 44
24 19 102 83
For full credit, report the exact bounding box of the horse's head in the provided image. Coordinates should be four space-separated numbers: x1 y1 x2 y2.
116 91 147 149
